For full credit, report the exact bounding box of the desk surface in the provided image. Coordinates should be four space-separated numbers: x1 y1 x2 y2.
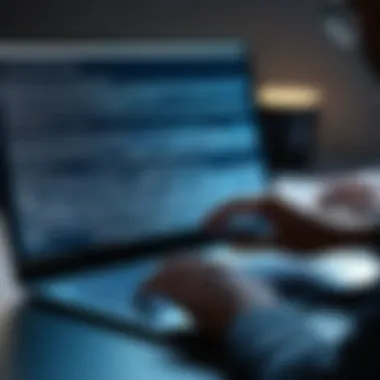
2 173 380 380
2 303 224 380
0 213 225 380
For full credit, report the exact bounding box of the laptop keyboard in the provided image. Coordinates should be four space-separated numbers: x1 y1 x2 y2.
34 246 380 336
36 256 194 333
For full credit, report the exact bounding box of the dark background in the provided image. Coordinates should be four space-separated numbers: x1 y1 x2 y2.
1 0 380 169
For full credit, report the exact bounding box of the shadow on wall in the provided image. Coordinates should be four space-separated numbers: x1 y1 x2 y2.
0 0 379 167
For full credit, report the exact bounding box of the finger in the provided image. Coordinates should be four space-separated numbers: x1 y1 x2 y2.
134 272 167 310
320 180 361 207
135 262 176 308
135 258 201 306
203 197 272 232
225 218 278 249
321 182 377 210
229 234 278 251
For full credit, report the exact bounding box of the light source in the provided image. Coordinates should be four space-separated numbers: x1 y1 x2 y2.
257 84 322 111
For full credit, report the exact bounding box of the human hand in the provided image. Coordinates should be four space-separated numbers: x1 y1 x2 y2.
204 195 372 252
320 178 380 217
138 258 276 338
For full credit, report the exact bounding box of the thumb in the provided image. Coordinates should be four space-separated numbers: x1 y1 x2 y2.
205 196 279 249
204 196 275 232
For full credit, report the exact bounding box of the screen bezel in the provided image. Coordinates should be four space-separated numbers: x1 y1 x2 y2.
0 40 269 283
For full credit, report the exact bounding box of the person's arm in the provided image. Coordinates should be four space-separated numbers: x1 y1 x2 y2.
141 258 342 379
226 305 338 380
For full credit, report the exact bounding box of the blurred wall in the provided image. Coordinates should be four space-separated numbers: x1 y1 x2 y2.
1 0 380 168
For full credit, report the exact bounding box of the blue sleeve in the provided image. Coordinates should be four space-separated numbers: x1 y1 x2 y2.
225 306 338 380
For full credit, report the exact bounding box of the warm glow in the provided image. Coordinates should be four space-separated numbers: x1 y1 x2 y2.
257 84 322 111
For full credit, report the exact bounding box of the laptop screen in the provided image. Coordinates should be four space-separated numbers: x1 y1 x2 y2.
0 42 266 263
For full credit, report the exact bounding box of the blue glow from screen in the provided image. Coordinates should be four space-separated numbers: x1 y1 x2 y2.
0 45 266 260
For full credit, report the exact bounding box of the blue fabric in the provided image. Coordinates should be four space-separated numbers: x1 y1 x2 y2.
226 306 339 380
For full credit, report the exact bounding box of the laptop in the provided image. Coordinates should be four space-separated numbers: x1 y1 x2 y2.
1 41 378 344
0 41 270 338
